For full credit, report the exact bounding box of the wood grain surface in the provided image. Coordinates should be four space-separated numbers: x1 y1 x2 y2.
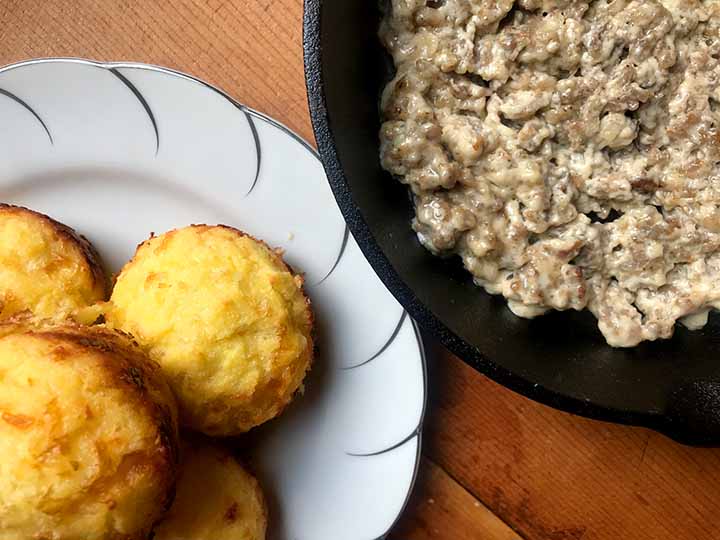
2 2 719 539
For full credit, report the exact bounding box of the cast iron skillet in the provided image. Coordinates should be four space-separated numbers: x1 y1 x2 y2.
303 0 720 446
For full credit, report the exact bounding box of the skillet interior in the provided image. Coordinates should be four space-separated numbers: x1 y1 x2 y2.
303 0 720 445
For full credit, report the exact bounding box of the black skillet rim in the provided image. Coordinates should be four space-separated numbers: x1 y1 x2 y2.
302 0 667 432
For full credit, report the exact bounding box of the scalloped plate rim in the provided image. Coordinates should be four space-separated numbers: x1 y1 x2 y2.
0 57 427 540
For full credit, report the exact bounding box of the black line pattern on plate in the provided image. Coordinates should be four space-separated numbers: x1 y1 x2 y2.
109 68 160 156
147 66 317 159
242 109 348 284
344 317 427 510
244 108 320 158
315 224 350 285
341 310 408 371
0 88 53 144
243 108 349 284
370 319 427 540
243 110 262 196
129 65 349 284
346 426 420 458
145 68 265 197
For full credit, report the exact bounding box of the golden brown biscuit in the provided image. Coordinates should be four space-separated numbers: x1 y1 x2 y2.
107 225 313 435
0 320 179 540
153 440 267 540
0 204 107 321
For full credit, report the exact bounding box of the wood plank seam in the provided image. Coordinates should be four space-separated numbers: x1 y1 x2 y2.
434 458 528 540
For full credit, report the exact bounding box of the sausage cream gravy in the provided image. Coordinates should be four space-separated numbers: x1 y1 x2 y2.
380 0 720 346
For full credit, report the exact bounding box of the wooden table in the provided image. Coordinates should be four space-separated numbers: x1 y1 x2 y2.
3 2 720 538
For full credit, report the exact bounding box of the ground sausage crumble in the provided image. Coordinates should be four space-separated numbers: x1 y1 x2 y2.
379 0 720 347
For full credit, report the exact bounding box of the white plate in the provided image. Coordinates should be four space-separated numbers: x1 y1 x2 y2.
0 58 426 540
